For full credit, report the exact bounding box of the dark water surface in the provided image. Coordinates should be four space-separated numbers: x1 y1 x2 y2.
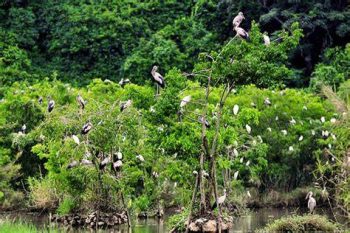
0 208 339 232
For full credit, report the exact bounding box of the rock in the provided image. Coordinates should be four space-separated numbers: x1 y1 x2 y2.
189 222 200 232
202 220 216 233
98 221 105 226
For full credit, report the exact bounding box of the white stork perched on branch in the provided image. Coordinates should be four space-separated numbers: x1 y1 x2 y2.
77 94 86 110
232 12 245 27
151 66 165 95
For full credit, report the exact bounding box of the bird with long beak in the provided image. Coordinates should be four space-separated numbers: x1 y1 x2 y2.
77 94 86 110
212 189 227 210
151 66 165 96
232 12 245 27
305 191 316 214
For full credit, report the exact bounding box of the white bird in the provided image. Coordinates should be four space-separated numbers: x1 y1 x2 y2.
21 124 26 133
119 78 130 88
232 12 245 27
247 191 251 198
320 116 326 123
263 34 270 46
303 106 308 110
120 100 132 112
246 160 250 166
77 94 85 109
290 117 296 125
311 130 316 136
113 160 123 170
116 151 123 160
322 130 329 138
257 135 263 143
251 102 256 108
81 122 93 135
299 135 304 141
180 95 191 108
246 124 251 134
289 146 294 151
202 170 209 178
151 66 165 95
275 116 279 121
48 99 55 112
264 97 271 106
72 135 80 145
234 26 249 39
306 191 316 214
193 170 198 176
152 171 159 178
330 118 336 123
240 157 244 163
136 154 145 162
281 130 288 136
233 148 239 157
267 127 272 132
234 171 239 180
212 189 227 210
100 156 111 170
331 134 336 140
233 104 239 115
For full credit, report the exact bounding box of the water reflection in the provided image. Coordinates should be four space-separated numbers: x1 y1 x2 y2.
0 208 339 233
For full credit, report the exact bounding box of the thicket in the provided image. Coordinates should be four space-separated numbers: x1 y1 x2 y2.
0 0 349 221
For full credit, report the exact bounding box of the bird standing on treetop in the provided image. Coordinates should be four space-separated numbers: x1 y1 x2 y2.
180 95 191 109
212 189 227 210
234 26 249 40
306 191 316 214
232 12 245 27
151 66 165 96
119 78 130 88
263 33 270 46
77 94 86 109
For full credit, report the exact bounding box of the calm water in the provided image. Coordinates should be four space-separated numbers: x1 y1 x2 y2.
0 208 338 232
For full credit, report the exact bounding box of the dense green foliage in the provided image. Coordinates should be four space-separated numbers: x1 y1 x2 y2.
256 214 340 233
0 0 349 225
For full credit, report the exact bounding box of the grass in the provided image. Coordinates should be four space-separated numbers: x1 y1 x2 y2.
256 214 341 233
0 220 58 233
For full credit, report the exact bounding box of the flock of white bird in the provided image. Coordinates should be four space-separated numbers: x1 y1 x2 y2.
16 12 327 214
